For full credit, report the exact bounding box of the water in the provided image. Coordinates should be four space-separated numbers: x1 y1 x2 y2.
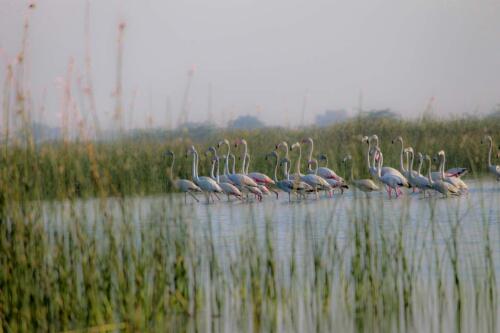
34 178 500 332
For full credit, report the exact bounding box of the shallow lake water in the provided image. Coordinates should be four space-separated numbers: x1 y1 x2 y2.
35 178 500 332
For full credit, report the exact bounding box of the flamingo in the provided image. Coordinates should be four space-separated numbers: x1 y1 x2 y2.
290 142 332 199
392 136 420 179
301 138 345 183
435 150 468 192
481 136 500 181
242 152 279 198
205 146 233 184
279 156 314 200
424 154 460 197
393 135 467 178
265 151 304 201
404 148 432 197
164 150 202 203
276 141 291 179
342 154 379 193
217 139 263 201
186 146 223 203
308 159 348 194
363 135 403 179
234 138 275 185
208 155 243 201
374 147 410 198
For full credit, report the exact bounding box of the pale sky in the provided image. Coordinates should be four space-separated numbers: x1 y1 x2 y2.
1 0 500 129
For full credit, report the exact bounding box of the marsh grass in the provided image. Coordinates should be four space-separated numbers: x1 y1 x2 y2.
1 184 500 332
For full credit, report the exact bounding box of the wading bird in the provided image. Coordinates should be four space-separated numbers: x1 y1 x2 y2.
342 154 379 193
165 150 202 203
425 154 460 197
186 146 223 203
374 147 410 198
404 148 432 197
481 136 500 181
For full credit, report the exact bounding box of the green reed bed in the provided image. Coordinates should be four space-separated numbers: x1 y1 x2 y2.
1 188 499 332
1 117 499 202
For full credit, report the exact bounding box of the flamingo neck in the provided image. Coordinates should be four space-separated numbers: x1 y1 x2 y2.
312 159 318 174
215 157 220 183
399 140 406 172
417 157 423 175
191 151 198 181
224 156 229 176
366 141 372 169
210 158 215 180
169 154 175 180
408 151 414 180
487 138 493 167
273 155 279 182
376 151 383 179
245 153 250 174
295 146 302 176
307 140 314 172
240 141 248 174
230 154 236 174
427 159 434 185
439 154 446 179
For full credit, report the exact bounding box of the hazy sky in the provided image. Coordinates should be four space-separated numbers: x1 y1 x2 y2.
1 0 500 128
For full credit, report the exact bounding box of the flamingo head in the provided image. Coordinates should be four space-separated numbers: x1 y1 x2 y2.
301 137 313 145
164 150 174 158
307 159 317 167
361 136 369 144
342 154 352 163
391 136 403 144
234 138 246 148
276 141 288 151
290 142 300 151
404 147 414 154
217 139 229 148
205 146 216 156
417 152 424 161
370 134 379 146
186 146 196 157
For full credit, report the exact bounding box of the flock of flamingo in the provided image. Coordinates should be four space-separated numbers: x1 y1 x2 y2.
165 135 500 203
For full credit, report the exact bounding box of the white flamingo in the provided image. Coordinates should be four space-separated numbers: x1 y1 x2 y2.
208 155 243 201
342 154 379 193
363 135 403 178
404 148 432 197
242 152 279 198
301 138 345 183
481 136 500 181
164 150 202 203
435 150 468 192
308 159 349 194
186 146 223 203
276 141 291 179
374 147 410 199
234 138 275 186
205 146 233 184
266 151 305 201
425 154 460 197
290 142 332 198
217 139 263 201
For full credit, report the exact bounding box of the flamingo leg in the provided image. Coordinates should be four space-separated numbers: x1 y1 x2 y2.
188 192 199 202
